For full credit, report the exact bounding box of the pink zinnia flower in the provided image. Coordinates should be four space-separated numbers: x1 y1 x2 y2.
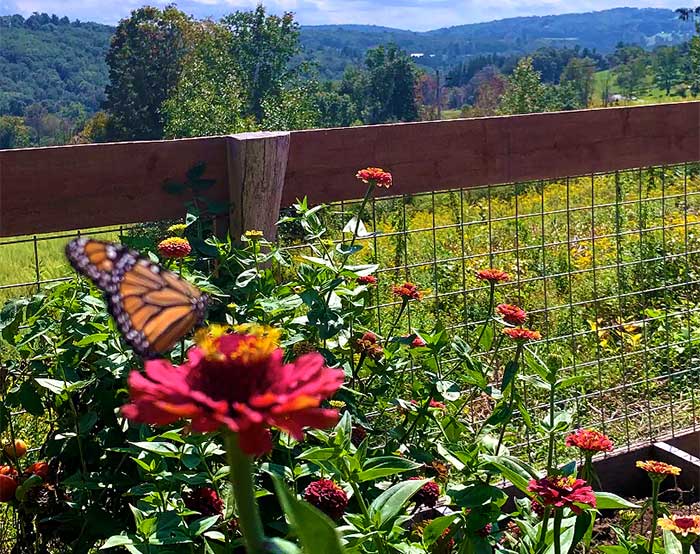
356 167 393 188
357 275 378 285
303 480 348 520
392 282 423 301
527 475 596 514
476 269 510 283
157 237 192 259
565 429 613 454
122 325 344 456
497 304 528 326
411 336 427 348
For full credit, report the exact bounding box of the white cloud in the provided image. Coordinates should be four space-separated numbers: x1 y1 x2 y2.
0 0 687 30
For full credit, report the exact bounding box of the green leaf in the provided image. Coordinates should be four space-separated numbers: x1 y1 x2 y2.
450 483 507 508
100 535 135 549
189 515 220 536
357 456 422 482
501 360 519 390
369 478 429 529
35 378 92 395
483 454 538 494
663 530 683 554
594 492 641 510
74 333 110 346
129 441 180 458
266 538 302 554
422 515 458 547
272 476 345 554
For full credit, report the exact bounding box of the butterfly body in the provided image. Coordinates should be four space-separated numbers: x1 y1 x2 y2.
66 238 208 358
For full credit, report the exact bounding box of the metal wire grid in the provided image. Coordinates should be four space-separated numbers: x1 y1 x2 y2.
0 164 697 460
280 162 700 457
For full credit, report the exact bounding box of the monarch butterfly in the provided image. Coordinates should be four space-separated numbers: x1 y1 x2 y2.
65 238 208 358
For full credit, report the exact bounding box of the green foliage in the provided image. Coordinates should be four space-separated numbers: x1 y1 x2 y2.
104 5 198 140
498 57 549 114
0 116 31 149
162 23 256 139
221 6 302 124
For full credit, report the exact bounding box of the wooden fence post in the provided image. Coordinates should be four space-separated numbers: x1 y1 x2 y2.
226 131 290 242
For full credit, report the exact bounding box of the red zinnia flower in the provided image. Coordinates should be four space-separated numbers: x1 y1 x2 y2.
477 523 493 537
357 275 378 285
354 331 384 360
356 167 393 188
24 462 51 481
476 269 510 283
503 327 542 342
410 399 447 410
0 466 18 503
410 336 427 348
530 498 545 517
410 477 441 508
527 475 596 514
184 487 224 517
497 304 528 326
658 515 700 538
392 282 423 301
303 480 348 520
565 429 613 454
157 237 192 259
351 425 367 447
122 325 344 456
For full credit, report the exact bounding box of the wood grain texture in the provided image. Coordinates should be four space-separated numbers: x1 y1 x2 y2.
282 102 700 205
227 132 290 242
1 103 699 237
0 137 228 237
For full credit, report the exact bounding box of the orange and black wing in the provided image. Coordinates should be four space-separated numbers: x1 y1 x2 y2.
66 238 208 358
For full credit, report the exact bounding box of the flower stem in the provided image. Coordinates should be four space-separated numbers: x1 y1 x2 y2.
537 506 551 553
225 432 266 554
546 371 557 475
385 299 408 343
474 283 496 349
648 478 661 554
350 481 388 554
495 344 523 455
553 510 563 554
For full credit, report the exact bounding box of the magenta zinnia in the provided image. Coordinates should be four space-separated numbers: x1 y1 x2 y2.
565 429 614 454
356 167 393 188
303 480 348 520
527 475 596 514
410 477 441 508
122 325 344 456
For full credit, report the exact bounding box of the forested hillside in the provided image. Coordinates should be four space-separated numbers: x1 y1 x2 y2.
0 8 693 116
0 14 111 116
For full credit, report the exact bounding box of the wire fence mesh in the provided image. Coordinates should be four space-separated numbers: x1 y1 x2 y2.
279 162 700 460
0 162 698 469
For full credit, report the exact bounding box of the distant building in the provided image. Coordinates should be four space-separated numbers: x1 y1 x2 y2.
410 53 424 58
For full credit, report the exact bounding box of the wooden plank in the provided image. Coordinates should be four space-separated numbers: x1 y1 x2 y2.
282 102 700 206
227 132 290 242
0 137 228 237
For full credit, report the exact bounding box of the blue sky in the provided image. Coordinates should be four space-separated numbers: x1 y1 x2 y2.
0 0 685 30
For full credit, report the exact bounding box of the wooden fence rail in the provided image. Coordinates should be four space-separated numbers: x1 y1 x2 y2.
0 102 699 239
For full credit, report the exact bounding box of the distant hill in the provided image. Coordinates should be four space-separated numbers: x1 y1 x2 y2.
0 14 112 116
300 8 693 77
0 7 694 114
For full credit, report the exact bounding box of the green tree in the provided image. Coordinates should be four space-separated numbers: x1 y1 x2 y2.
315 83 358 128
342 43 418 124
0 115 31 149
162 23 255 138
221 5 301 124
616 57 647 98
104 5 197 140
653 46 681 95
499 57 547 114
74 111 113 143
560 57 596 107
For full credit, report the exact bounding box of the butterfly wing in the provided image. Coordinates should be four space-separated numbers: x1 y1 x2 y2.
66 238 208 358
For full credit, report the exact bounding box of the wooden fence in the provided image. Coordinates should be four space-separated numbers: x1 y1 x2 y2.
0 101 699 239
